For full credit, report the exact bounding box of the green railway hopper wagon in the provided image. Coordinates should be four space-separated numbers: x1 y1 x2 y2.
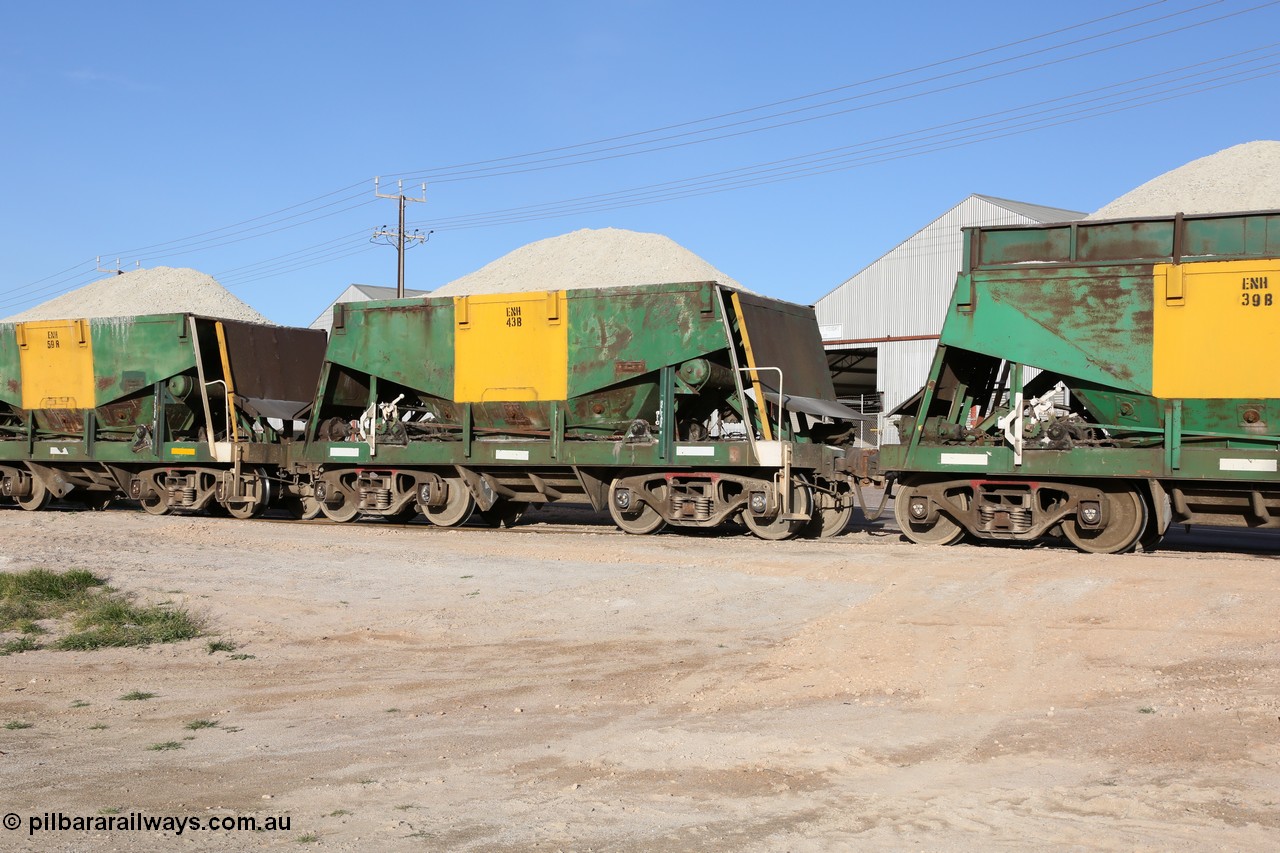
299 281 870 539
883 209 1280 553
0 314 326 516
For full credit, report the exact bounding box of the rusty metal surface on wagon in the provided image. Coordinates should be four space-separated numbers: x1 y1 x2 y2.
883 208 1280 553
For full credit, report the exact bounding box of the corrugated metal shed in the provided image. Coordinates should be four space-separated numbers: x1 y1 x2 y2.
310 284 430 334
816 194 1082 443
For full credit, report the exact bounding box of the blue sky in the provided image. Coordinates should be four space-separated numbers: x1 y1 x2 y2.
2 1 1278 327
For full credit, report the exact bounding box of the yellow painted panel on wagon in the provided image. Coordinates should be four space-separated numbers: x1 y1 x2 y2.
17 319 95 409
1152 259 1280 399
453 291 568 402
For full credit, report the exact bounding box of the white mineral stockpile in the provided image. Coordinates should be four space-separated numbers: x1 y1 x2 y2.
432 227 747 296
1086 140 1280 220
4 266 273 324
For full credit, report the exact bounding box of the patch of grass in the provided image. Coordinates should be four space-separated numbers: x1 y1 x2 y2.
327 810 352 817
185 719 218 730
228 653 256 660
57 599 202 650
147 741 184 751
385 708 400 713
0 636 40 655
0 569 104 631
297 834 320 843
221 726 243 733
1139 706 1156 714
88 723 108 730
119 691 157 701
4 721 33 730
0 568 103 605
0 602 38 628
206 639 237 654
1 568 203 652
70 700 90 708
98 807 121 816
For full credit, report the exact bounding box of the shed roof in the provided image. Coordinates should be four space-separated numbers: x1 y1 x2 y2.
310 283 431 332
973 194 1083 223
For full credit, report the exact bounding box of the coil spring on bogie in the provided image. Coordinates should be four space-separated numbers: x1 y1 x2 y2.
978 505 1032 534
364 488 392 510
670 496 714 521
171 487 196 507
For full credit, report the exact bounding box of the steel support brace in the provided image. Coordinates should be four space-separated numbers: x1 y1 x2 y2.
659 366 674 462
463 404 473 458
1164 400 1182 471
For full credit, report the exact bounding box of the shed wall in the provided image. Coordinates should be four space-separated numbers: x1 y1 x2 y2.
816 195 1082 444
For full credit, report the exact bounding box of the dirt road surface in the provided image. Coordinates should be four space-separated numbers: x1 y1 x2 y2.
1 501 1277 851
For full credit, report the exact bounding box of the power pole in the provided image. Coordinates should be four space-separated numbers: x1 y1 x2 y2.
373 177 430 298
96 257 140 276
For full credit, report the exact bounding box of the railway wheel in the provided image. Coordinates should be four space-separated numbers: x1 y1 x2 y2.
1134 491 1167 553
1061 482 1147 555
422 477 475 527
320 499 360 523
16 477 50 512
318 478 361 523
139 480 171 516
801 487 853 539
299 496 324 520
222 473 269 520
608 479 665 535
478 499 529 528
383 502 420 523
223 498 264 520
744 478 813 541
894 479 965 546
281 495 324 520
320 492 361 522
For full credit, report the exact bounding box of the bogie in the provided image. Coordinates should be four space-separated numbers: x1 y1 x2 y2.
0 282 868 546
891 476 1154 554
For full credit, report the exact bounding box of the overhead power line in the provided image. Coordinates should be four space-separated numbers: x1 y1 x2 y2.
386 0 1261 185
210 45 1280 292
380 0 1194 181
2 0 1277 308
400 45 1280 232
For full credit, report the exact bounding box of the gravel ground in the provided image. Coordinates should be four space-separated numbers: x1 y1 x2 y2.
433 228 746 296
1087 140 1280 219
0 501 1277 852
4 267 272 324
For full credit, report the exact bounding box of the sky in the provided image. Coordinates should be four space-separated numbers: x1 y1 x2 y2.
2 0 1278 327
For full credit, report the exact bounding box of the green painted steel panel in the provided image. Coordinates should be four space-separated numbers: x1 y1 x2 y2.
893 209 1280 490
0 324 21 407
89 314 198 407
939 266 1155 393
565 283 726 397
302 281 853 471
323 297 456 400
970 211 1280 269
